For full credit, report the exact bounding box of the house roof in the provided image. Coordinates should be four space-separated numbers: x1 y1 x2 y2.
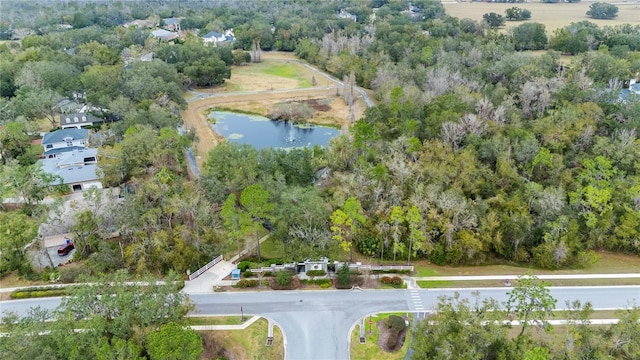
42 128 89 145
44 146 86 157
163 17 180 25
38 148 101 185
151 29 179 41
60 113 103 127
203 31 223 39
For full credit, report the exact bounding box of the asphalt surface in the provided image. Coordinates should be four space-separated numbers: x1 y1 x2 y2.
3 286 638 360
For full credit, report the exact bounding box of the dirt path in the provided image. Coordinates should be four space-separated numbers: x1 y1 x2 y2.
181 52 369 169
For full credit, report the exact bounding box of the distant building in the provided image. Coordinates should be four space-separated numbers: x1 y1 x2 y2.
337 9 357 22
162 17 181 32
123 19 156 29
202 29 235 46
151 29 179 42
618 79 640 103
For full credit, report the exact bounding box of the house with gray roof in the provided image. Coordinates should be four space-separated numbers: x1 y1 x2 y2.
57 98 81 114
162 17 181 32
38 148 102 192
619 81 640 103
152 29 179 42
42 128 89 158
60 113 103 129
203 29 235 46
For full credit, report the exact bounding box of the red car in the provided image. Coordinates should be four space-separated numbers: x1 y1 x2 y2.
57 242 75 256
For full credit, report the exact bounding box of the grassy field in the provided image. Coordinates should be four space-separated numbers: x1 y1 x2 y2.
417 277 639 288
350 313 413 360
198 318 283 360
443 1 640 32
223 60 315 92
413 251 640 277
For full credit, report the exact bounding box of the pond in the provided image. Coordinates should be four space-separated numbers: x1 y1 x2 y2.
209 111 341 150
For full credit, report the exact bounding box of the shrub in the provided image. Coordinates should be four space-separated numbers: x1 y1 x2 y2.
275 270 292 287
301 278 332 287
320 282 331 289
237 261 252 272
380 276 403 286
373 269 411 275
9 287 68 299
306 269 326 277
387 332 399 349
387 315 406 332
336 263 352 288
241 271 256 278
233 279 258 288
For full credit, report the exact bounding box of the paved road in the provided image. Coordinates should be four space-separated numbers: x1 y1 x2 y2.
3 286 638 360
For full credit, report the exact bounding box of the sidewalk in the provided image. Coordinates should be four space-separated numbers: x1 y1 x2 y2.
181 260 236 294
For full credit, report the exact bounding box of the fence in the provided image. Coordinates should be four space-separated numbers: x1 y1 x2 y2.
247 263 413 274
188 255 223 281
348 264 414 272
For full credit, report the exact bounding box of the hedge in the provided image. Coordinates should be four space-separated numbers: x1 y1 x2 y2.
10 287 68 299
305 270 327 277
233 279 258 288
380 276 403 286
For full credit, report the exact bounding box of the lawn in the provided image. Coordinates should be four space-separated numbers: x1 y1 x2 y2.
350 313 413 360
443 1 640 32
412 251 640 278
198 318 283 360
186 316 245 326
226 59 314 91
416 277 639 289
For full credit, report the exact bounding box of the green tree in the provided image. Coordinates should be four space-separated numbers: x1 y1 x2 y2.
146 322 203 360
0 161 63 215
586 2 618 19
0 122 40 165
240 184 273 261
184 57 231 86
330 197 366 262
511 22 548 51
0 212 38 276
505 7 532 21
483 12 505 28
412 293 516 360
220 193 252 259
59 270 192 341
506 274 557 337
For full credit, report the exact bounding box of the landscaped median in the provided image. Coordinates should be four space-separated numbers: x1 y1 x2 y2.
191 316 284 360
350 312 412 360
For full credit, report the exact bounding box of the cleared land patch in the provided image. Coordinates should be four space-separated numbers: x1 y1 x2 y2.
443 1 640 32
181 52 367 168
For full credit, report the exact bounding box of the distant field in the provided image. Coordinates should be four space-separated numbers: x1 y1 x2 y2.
443 1 640 32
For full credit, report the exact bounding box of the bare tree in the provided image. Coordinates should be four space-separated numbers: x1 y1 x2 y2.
441 121 465 150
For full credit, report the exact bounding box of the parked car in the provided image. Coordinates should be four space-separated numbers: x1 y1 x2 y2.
57 242 75 256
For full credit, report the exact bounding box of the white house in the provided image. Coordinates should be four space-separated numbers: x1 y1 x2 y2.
38 148 102 192
337 9 357 22
203 29 235 46
60 113 103 129
42 128 89 158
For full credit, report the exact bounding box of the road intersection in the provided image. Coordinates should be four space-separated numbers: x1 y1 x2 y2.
2 284 638 360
